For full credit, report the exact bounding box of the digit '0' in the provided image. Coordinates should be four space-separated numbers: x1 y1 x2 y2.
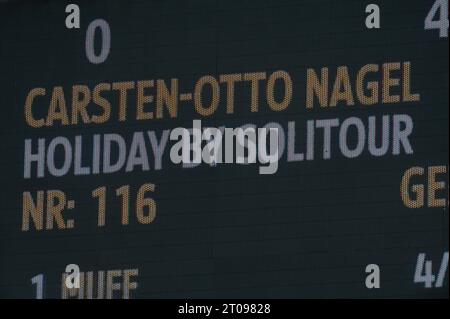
85 19 111 64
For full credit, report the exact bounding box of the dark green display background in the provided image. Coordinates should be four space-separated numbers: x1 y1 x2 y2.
0 0 448 298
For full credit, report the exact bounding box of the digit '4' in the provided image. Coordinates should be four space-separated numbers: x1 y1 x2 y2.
414 252 449 288
425 0 449 38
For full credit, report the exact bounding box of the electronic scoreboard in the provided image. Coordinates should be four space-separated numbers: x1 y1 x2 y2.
0 0 448 299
